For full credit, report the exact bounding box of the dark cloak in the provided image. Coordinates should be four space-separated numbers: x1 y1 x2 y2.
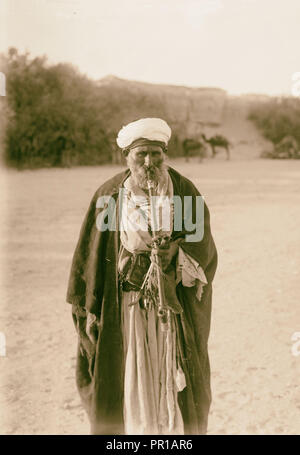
66 166 218 435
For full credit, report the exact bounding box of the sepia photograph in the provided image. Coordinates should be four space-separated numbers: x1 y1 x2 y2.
0 0 299 437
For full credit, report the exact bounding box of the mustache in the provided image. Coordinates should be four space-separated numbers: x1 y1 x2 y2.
141 166 160 181
142 162 163 171
128 159 167 189
143 165 156 173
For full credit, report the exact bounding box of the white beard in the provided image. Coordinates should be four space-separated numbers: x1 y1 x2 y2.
128 160 168 190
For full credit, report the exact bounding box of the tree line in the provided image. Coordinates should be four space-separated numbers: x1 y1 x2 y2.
249 97 300 159
1 48 113 168
1 48 300 168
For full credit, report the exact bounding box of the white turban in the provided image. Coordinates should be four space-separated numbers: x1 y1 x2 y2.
116 118 171 149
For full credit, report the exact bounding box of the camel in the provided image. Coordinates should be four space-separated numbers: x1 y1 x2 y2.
201 134 231 160
182 138 207 162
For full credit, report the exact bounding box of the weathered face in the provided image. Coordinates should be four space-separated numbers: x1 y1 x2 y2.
127 144 166 189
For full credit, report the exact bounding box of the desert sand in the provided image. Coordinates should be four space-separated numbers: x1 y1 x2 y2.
0 156 299 435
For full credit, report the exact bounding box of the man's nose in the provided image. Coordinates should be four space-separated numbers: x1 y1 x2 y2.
144 153 153 166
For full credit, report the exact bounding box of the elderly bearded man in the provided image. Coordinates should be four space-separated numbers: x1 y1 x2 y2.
66 118 218 435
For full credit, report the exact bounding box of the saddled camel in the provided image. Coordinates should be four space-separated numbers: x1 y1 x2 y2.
201 134 231 160
182 138 207 162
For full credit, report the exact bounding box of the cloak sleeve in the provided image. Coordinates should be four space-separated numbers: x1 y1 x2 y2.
169 168 218 285
179 199 217 285
176 247 208 301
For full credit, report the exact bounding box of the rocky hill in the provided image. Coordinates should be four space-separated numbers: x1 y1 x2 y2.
95 76 272 158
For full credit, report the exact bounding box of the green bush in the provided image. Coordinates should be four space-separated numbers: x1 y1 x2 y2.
249 97 300 159
2 48 111 168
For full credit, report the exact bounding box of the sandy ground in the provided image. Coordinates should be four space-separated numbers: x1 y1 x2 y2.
0 156 299 435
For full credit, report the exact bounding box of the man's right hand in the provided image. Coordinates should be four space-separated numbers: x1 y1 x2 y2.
86 312 98 345
151 240 179 271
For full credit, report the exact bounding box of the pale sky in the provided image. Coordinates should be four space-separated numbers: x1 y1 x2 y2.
1 0 300 95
